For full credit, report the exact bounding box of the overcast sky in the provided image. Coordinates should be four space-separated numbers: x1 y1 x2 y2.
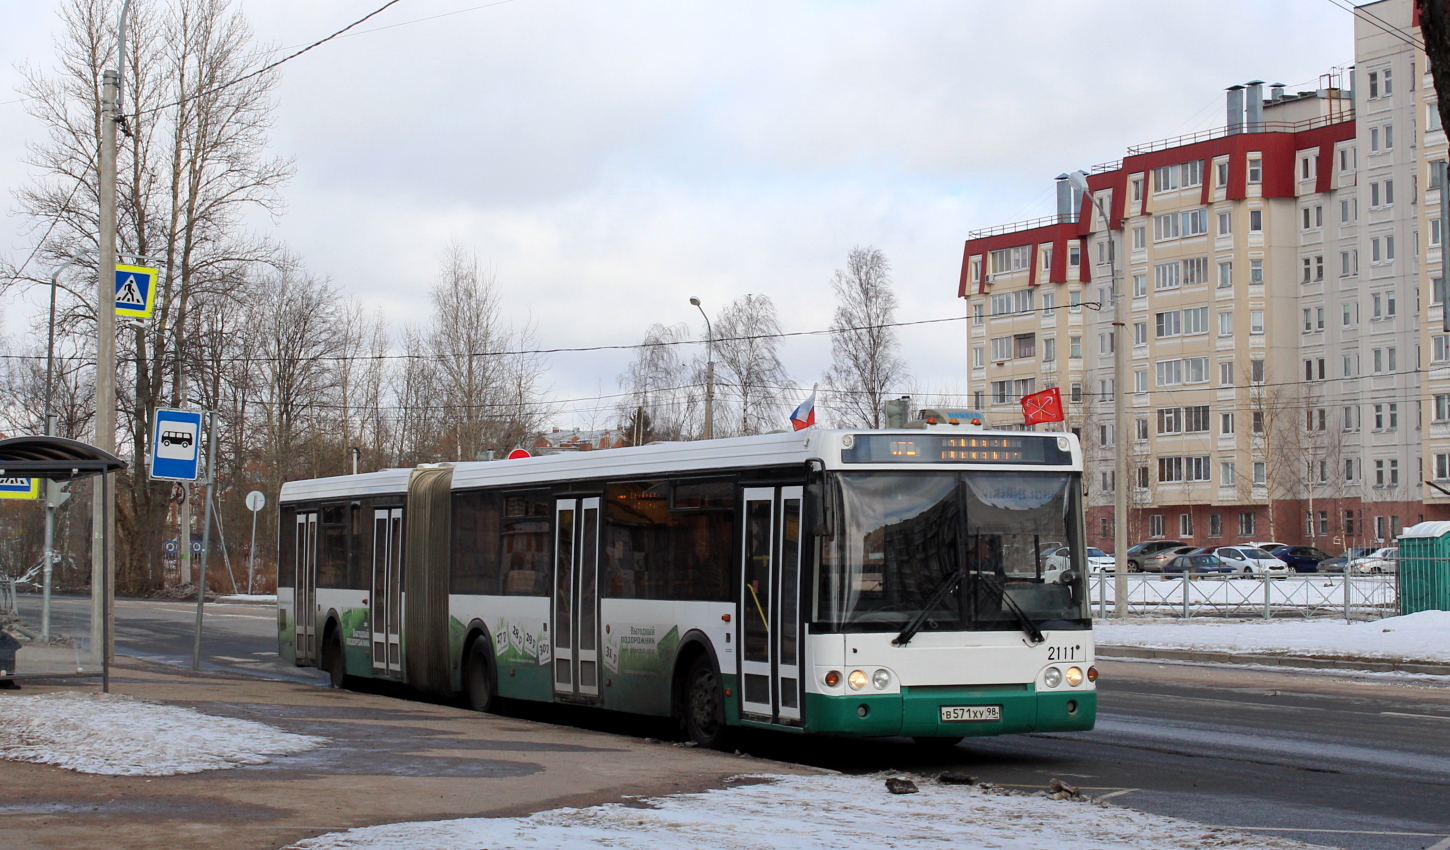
0 0 1354 428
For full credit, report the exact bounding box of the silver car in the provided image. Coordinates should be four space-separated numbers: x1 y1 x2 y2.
1137 545 1199 573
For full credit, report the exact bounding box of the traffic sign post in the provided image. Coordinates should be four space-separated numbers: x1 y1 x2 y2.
245 490 265 595
114 264 158 318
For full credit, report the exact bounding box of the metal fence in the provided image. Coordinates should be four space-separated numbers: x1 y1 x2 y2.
1090 572 1398 621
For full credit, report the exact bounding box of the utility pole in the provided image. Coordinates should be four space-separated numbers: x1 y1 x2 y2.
1071 171 1129 617
92 65 120 664
690 296 715 439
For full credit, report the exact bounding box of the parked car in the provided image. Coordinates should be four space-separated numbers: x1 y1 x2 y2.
1137 545 1199 573
1196 546 1290 577
1317 547 1376 573
1349 546 1398 574
1041 547 1115 584
1125 540 1187 572
1163 554 1234 576
1269 546 1332 573
1245 541 1289 553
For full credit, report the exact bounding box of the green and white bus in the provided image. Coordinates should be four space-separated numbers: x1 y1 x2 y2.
277 425 1096 747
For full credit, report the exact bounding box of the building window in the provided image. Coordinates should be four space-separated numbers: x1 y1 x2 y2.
1042 337 1055 362
1181 208 1208 237
1133 274 1147 298
1435 394 1450 422
1156 311 1181 338
1135 369 1147 393
1149 515 1165 538
1135 418 1149 441
1221 462 1235 487
1251 359 1265 383
1249 209 1263 231
1217 211 1231 235
1220 412 1234 434
1247 159 1262 184
1070 337 1082 359
1220 360 1235 387
1180 514 1194 537
1132 227 1146 250
1154 214 1180 241
1249 310 1264 334
1435 453 1450 480
1070 382 1082 402
1218 311 1233 337
1209 513 1223 537
1218 262 1232 288
1069 244 1081 266
1250 259 1264 283
1100 517 1114 538
1253 462 1267 487
1238 512 1256 536
1014 333 1036 359
1154 262 1181 290
972 347 985 368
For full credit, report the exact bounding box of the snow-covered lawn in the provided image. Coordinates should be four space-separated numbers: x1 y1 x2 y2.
216 593 277 604
0 691 322 775
289 774 1314 850
1097 610 1450 664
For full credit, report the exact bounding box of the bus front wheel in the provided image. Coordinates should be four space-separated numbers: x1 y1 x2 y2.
464 638 497 713
683 656 729 750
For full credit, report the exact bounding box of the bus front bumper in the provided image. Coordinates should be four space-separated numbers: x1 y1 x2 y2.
802 684 1095 737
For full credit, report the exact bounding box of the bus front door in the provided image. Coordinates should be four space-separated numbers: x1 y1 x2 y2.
552 497 601 702
370 507 404 677
295 511 318 665
739 486 803 724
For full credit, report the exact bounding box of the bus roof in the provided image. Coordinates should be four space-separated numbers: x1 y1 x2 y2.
279 428 1081 503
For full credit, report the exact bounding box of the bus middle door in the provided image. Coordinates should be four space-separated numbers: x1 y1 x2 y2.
552 497 601 702
739 486 803 724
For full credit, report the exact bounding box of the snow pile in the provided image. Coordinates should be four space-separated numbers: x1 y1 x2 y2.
0 691 323 775
1097 610 1450 664
216 594 278 604
289 774 1314 850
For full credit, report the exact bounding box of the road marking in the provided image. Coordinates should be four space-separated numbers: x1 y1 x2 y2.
1381 711 1450 721
1095 789 1138 801
1426 837 1450 850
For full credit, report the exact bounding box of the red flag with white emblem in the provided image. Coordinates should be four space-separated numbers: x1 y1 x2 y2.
1020 387 1065 425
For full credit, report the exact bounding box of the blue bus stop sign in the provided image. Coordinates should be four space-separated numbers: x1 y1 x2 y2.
164 539 178 555
151 408 203 481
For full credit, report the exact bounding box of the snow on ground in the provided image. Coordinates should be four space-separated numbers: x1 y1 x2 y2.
0 691 323 775
1097 610 1450 664
289 773 1315 850
216 593 277 604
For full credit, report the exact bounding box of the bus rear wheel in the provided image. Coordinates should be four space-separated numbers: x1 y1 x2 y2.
683 656 729 750
464 638 497 713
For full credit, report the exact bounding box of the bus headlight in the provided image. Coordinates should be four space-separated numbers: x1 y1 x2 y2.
848 670 868 690
1043 666 1063 688
872 669 891 690
824 670 841 688
1065 667 1084 687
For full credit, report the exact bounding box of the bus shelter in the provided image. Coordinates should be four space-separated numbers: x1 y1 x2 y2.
0 435 126 691
1398 521 1450 615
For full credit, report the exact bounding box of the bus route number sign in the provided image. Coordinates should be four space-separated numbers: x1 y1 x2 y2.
841 434 1072 465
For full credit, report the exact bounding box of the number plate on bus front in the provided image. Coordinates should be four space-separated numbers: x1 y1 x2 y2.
940 705 1001 722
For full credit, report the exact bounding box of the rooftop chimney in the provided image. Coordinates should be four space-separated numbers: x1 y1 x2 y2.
1270 82 1286 102
1055 173 1074 221
1246 80 1265 131
1226 85 1245 135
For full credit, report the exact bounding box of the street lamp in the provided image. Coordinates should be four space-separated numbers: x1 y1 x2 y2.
1069 170 1129 618
689 296 715 440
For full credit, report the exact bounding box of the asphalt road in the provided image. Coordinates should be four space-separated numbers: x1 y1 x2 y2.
19 596 1450 849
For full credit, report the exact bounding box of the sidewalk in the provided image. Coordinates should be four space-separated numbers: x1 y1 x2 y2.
1096 609 1450 676
0 656 818 850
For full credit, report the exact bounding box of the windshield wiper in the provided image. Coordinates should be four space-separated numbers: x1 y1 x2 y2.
981 573 1045 645
892 566 964 647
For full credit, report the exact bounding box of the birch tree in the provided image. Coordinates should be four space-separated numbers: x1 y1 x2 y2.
823 246 906 428
712 294 791 436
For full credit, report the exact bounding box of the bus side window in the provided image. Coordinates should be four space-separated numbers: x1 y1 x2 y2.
319 504 348 588
451 490 501 594
502 491 550 595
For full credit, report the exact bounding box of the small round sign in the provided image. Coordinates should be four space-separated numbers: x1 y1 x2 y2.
164 540 178 555
506 449 531 460
245 490 266 512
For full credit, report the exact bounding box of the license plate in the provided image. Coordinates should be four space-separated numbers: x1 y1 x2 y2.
939 705 1001 723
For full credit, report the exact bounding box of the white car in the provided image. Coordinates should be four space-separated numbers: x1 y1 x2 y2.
1042 547 1115 583
1205 546 1290 577
1349 546 1398 574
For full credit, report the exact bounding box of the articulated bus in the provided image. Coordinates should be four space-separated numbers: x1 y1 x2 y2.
277 425 1096 747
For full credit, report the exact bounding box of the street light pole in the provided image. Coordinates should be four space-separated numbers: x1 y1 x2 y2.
689 296 715 440
1071 171 1129 618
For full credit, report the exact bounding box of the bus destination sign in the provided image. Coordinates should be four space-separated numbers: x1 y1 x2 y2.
840 433 1072 465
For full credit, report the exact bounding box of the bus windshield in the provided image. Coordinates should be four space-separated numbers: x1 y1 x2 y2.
816 471 1087 633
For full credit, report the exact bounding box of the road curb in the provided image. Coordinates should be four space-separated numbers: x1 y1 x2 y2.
1097 645 1450 676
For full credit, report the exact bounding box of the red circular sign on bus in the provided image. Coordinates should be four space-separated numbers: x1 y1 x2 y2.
506 449 531 460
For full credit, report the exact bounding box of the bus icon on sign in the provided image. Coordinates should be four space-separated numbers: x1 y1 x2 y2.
160 430 193 448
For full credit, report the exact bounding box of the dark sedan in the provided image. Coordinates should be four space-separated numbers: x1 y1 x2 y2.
1163 554 1234 576
1317 547 1376 573
1267 545 1331 573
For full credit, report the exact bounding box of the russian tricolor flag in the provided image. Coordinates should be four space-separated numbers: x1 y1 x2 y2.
790 386 817 431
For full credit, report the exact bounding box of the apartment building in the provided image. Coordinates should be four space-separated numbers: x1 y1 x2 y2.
957 0 1447 552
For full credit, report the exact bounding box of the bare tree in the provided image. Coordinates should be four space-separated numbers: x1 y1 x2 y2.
712 294 792 436
617 322 700 444
11 0 291 589
823 246 906 428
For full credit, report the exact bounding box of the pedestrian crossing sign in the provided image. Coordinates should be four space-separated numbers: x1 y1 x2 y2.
0 478 40 500
115 264 158 318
